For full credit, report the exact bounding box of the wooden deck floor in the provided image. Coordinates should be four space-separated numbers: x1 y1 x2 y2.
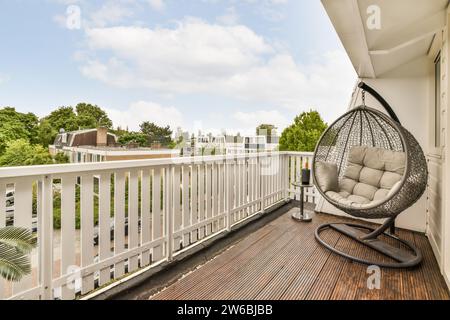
150 208 449 300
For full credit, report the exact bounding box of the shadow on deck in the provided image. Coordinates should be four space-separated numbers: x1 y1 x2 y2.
112 202 450 300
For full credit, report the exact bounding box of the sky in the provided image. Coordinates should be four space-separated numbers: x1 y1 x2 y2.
0 0 357 136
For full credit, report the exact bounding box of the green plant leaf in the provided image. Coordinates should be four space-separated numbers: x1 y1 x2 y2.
0 227 36 254
0 243 31 282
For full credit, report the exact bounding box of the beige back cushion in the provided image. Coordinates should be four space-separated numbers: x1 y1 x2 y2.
340 146 405 201
315 161 339 193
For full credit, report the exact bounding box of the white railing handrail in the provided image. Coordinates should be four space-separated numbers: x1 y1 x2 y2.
0 151 313 178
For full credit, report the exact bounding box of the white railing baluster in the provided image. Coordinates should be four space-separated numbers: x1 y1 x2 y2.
128 170 139 272
152 168 163 262
173 166 181 250
165 166 173 261
250 157 256 215
191 165 198 243
98 172 112 286
13 178 33 296
114 171 126 278
243 158 248 219
198 164 205 239
218 162 224 229
61 174 76 299
0 181 6 299
140 169 151 267
238 159 244 221
80 174 94 294
284 155 290 202
205 164 212 236
258 156 263 214
212 162 218 232
226 160 233 230
182 165 190 246
40 176 53 300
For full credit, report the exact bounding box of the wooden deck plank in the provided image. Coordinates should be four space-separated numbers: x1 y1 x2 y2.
280 229 340 300
187 226 301 300
214 215 326 300
329 231 368 300
414 233 450 300
153 225 277 299
305 235 349 300
397 229 429 300
150 210 450 301
154 218 298 300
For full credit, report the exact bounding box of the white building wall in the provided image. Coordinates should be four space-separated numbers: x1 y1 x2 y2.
441 8 450 286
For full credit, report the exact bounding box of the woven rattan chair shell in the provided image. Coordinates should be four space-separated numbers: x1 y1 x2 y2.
312 105 428 219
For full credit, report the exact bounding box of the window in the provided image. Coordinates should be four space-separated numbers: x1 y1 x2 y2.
435 53 442 148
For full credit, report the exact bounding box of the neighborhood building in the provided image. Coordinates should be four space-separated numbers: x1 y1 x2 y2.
49 128 179 163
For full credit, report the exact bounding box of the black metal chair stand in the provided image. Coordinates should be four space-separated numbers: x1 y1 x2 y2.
312 82 427 268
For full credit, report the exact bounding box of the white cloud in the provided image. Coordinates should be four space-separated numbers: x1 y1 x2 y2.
78 18 356 123
80 19 272 89
233 110 290 132
88 2 134 28
268 0 288 4
147 0 165 11
217 6 239 25
105 101 183 131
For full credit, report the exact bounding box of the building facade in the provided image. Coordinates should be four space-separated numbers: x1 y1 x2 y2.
49 128 179 163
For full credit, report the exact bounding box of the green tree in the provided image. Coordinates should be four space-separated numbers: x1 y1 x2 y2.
54 152 70 164
279 110 328 152
140 122 173 147
0 139 53 166
75 103 113 129
41 104 112 144
0 107 39 153
37 119 57 147
0 227 37 281
43 106 78 133
118 132 148 147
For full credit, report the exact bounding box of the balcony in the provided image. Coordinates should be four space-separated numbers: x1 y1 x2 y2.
143 209 449 300
0 152 317 300
1 151 448 300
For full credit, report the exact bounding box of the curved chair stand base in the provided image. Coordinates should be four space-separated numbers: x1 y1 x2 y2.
315 223 422 269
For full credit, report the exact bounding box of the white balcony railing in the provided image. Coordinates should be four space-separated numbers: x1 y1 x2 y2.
0 152 316 300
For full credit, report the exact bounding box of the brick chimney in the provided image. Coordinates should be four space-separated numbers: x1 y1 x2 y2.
96 127 108 147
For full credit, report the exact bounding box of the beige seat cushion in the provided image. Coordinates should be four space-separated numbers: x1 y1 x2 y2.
321 146 405 208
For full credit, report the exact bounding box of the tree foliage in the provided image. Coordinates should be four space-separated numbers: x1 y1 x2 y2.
0 139 53 166
43 106 79 133
279 110 328 152
0 107 39 153
41 103 112 144
53 152 70 164
75 103 113 129
37 119 57 147
118 132 148 147
140 122 173 147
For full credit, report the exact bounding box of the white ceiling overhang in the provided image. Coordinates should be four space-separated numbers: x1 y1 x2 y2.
321 0 448 78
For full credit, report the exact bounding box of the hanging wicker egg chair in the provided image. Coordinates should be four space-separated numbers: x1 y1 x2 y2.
313 83 428 268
